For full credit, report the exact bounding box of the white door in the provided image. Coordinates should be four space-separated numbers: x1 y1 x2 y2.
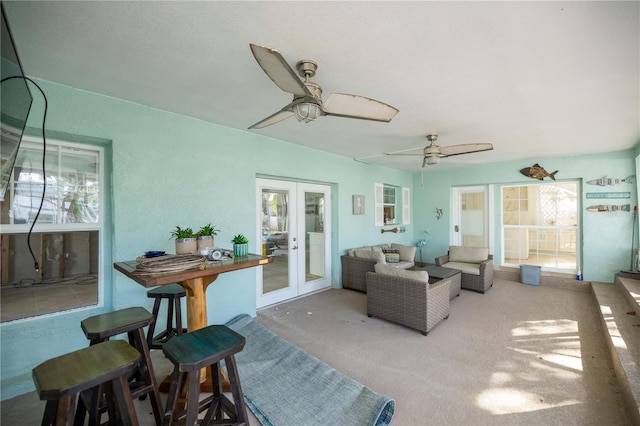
256 178 331 308
452 185 493 250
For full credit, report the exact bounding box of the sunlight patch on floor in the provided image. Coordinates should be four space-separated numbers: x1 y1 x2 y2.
542 353 583 372
477 318 587 415
600 304 628 350
476 388 581 414
508 347 584 373
531 355 583 375
511 319 578 337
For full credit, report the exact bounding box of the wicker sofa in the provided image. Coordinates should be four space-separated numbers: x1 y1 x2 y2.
435 245 493 293
366 264 450 335
341 243 416 292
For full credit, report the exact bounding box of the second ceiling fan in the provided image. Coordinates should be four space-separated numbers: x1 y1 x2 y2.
248 43 399 129
386 134 493 167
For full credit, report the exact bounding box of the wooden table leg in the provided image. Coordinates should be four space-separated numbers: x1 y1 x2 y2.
160 275 230 392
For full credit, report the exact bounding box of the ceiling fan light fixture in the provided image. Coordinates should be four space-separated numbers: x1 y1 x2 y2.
425 156 440 165
294 102 320 123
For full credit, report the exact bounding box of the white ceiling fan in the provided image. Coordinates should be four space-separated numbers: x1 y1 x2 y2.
386 134 493 167
248 44 399 129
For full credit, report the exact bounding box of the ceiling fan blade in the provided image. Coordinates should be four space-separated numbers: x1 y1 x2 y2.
249 105 295 129
384 153 424 156
250 44 311 97
440 143 493 157
323 93 399 122
384 145 426 156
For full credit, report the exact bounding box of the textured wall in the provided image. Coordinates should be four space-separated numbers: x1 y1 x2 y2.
0 79 413 399
412 149 637 282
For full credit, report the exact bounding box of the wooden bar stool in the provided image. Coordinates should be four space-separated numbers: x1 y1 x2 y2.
32 340 140 426
146 283 187 349
80 307 163 425
162 325 248 426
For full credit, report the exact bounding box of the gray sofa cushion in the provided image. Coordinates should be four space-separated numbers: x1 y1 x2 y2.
353 250 386 264
348 244 390 257
441 261 481 276
448 246 489 263
374 263 429 282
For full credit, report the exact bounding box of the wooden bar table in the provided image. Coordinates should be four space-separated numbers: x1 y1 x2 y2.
114 253 272 390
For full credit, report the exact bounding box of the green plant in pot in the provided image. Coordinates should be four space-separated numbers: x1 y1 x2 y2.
196 223 220 252
170 226 197 254
232 234 249 257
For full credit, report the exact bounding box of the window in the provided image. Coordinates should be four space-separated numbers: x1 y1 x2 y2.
383 185 396 224
502 182 578 273
1 138 103 322
375 183 410 226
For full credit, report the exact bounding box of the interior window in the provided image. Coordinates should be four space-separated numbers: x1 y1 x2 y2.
375 183 410 226
383 185 396 225
0 138 102 322
502 182 578 273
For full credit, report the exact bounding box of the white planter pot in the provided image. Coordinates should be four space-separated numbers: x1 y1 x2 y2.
175 237 197 254
197 235 214 251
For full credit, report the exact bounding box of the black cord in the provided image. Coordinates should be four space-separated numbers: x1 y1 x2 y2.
1 75 47 272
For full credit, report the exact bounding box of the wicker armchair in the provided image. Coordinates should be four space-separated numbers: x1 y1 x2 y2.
435 246 493 293
365 271 451 335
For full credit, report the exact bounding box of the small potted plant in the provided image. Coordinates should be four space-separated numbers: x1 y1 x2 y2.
231 234 249 257
196 223 220 252
170 226 197 254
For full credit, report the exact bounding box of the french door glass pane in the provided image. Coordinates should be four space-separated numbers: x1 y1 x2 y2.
304 191 324 282
261 189 289 294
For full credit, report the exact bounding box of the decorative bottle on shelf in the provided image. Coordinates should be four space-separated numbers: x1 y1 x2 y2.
576 267 583 281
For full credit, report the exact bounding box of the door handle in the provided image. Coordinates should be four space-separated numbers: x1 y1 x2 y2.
454 225 459 232
292 245 298 250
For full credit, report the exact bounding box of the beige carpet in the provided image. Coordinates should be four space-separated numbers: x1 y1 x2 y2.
2 278 632 425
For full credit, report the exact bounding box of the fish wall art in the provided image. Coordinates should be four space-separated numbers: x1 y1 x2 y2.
586 176 635 186
520 163 558 181
586 204 631 213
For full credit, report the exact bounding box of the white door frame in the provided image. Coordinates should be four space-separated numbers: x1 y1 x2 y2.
451 185 494 253
255 178 331 308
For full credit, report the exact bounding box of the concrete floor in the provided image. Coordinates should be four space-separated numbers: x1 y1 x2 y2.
2 278 632 425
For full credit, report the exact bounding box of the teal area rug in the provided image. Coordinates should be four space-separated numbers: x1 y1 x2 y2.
226 314 395 426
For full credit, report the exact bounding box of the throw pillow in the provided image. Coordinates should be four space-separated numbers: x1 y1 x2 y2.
374 263 429 282
382 248 400 263
391 243 417 262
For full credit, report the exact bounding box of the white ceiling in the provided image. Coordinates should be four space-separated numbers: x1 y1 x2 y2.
4 1 639 171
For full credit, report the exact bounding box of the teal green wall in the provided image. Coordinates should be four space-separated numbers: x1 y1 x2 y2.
0 79 414 399
1 77 636 400
411 150 637 282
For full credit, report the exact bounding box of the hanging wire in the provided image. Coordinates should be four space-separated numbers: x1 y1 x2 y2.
1 75 48 271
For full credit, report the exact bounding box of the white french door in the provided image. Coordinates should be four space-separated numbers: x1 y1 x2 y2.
256 178 331 308
452 185 493 251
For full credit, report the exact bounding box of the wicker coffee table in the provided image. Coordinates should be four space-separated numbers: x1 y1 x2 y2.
415 264 461 299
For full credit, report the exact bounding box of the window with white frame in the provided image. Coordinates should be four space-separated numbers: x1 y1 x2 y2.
1 138 103 322
501 182 578 272
375 183 410 226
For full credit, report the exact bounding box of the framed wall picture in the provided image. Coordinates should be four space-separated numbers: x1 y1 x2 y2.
352 195 365 215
